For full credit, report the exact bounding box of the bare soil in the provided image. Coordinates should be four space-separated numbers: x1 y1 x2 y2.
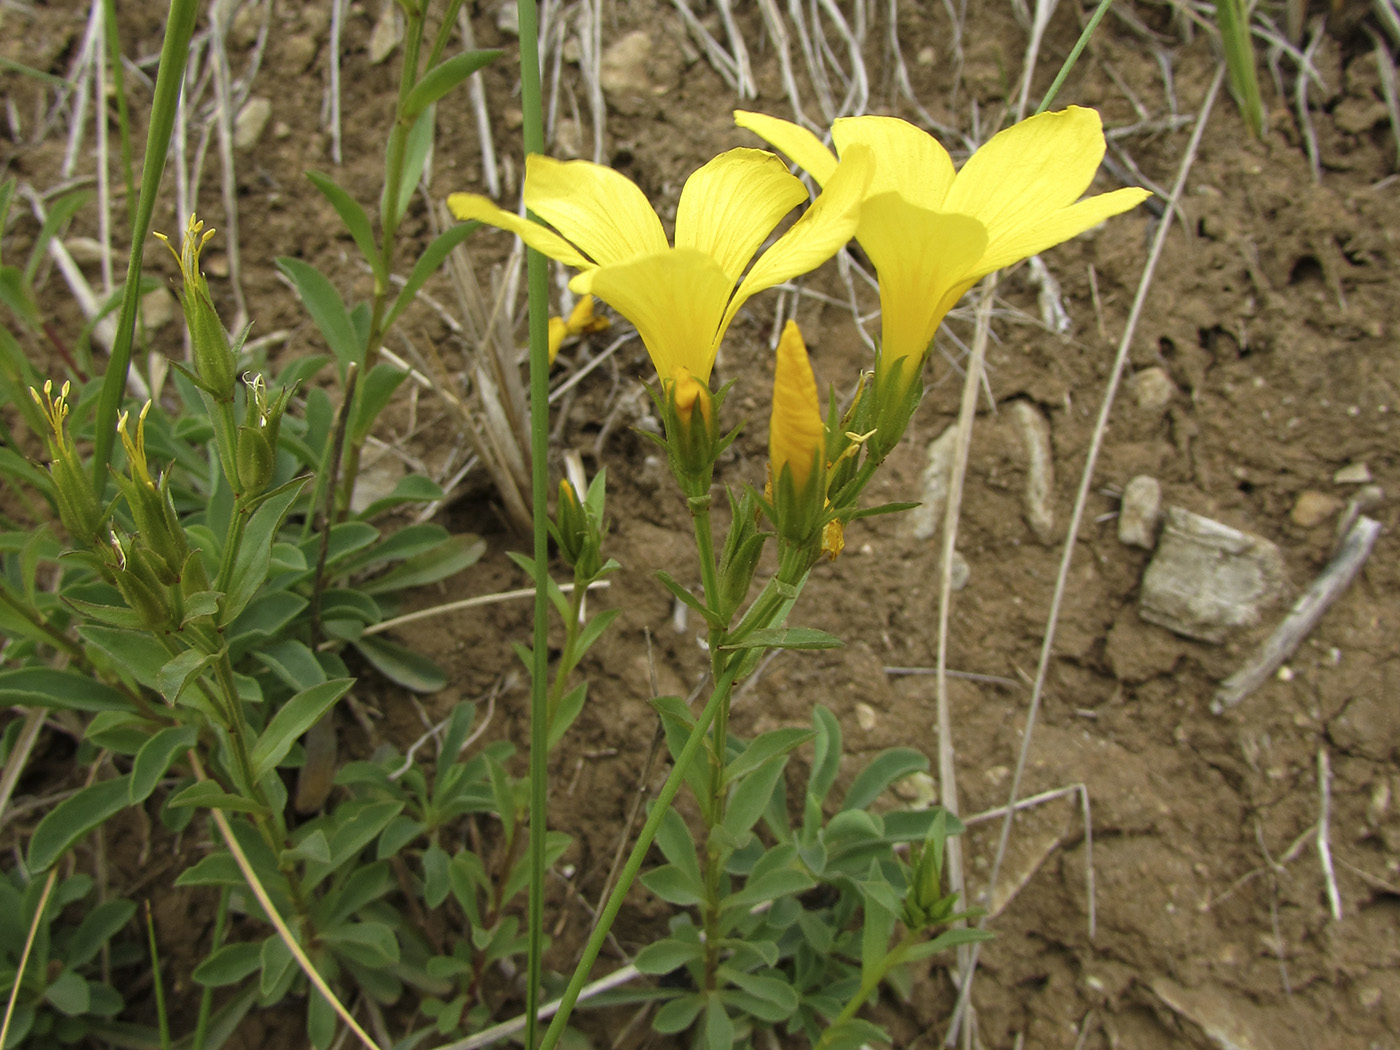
3 1 1399 1048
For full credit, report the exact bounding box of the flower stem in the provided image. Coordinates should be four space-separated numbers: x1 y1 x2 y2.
813 928 920 1050
536 659 743 1050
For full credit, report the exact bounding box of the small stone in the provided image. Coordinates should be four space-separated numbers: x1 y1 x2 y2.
854 702 877 732
1139 507 1288 643
1290 490 1341 527
1118 475 1162 549
1357 985 1383 1011
1011 400 1055 545
204 254 230 278
496 2 520 36
892 771 937 808
64 236 105 264
368 1 402 65
229 4 263 49
916 46 935 65
553 117 583 159
946 550 969 591
1334 461 1372 484
503 108 524 131
140 285 178 329
272 121 292 140
1130 366 1176 413
233 97 272 151
282 33 319 74
601 30 655 109
908 425 957 540
562 37 581 64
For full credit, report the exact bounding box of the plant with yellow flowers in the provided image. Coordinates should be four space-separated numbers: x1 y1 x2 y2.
450 99 1150 1050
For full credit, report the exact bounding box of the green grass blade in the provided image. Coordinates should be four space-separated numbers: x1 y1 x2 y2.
1036 0 1116 115
1217 0 1265 136
91 0 200 487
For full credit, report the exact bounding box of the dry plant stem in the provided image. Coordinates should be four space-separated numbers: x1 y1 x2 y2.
1212 515 1381 712
945 67 1226 1046
359 580 609 637
0 867 59 1049
428 964 642 1050
1316 748 1342 920
0 708 48 828
186 751 383 1050
935 277 998 973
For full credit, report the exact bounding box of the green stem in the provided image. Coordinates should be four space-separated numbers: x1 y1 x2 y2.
546 579 586 726
537 661 743 1050
517 0 550 1044
813 928 920 1050
700 645 729 992
690 498 721 617
0 586 84 660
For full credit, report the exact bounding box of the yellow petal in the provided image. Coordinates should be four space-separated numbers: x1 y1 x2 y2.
857 192 987 366
675 149 807 282
943 107 1107 238
584 248 734 383
733 110 840 185
448 192 592 270
548 317 567 364
831 115 955 210
769 320 823 489
724 144 873 336
975 186 1153 276
523 154 669 266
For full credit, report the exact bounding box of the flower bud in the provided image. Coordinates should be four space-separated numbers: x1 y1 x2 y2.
156 215 235 401
31 380 105 545
767 321 826 546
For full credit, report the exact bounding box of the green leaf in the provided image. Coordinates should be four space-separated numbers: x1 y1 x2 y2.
254 640 329 693
192 941 263 987
305 171 384 283
547 681 587 749
722 974 797 1022
357 473 444 520
221 479 308 626
860 865 899 987
167 780 269 815
726 727 813 785
652 993 704 1035
360 533 485 595
818 1019 890 1050
43 968 91 1016
808 705 843 805
156 648 219 707
321 921 399 967
281 830 332 866
65 898 136 968
575 606 621 660
0 667 131 713
634 936 702 975
904 926 995 962
259 934 296 1000
653 570 722 630
348 362 408 445
719 627 842 651
65 595 150 629
29 776 132 871
402 49 500 118
384 222 476 330
702 998 733 1050
319 861 396 928
386 106 435 228
301 521 381 574
78 626 169 692
422 843 451 909
304 800 405 890
353 635 447 693
130 726 198 803
640 864 705 907
841 748 930 812
654 805 701 883
277 258 362 372
342 522 452 572
722 753 790 842
250 678 354 779
722 867 813 911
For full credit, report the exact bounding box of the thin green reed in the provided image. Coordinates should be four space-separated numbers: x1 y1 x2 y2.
91 0 199 484
1035 0 1115 115
514 1 552 1046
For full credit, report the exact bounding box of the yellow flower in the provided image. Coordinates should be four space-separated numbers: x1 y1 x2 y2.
449 147 872 385
735 107 1152 390
547 294 610 364
769 320 824 493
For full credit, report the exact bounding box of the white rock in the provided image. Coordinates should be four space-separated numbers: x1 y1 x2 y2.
1118 475 1163 549
601 30 655 107
1334 461 1372 484
234 97 272 151
908 425 958 540
1139 507 1288 643
1011 400 1055 545
141 285 179 329
368 1 402 65
1131 366 1176 413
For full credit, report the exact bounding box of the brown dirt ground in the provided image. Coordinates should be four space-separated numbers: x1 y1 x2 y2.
3 1 1400 1048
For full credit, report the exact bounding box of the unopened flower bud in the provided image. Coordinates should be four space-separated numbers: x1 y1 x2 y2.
156 215 235 401
664 368 719 488
31 380 105 545
767 321 826 546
